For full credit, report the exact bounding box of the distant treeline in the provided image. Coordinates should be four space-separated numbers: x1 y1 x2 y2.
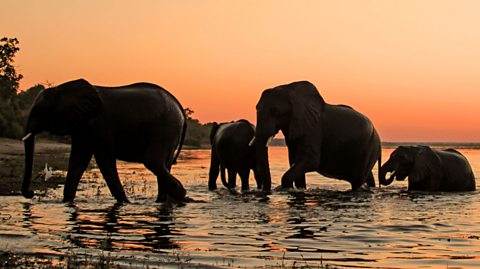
0 83 45 139
0 81 213 147
183 108 214 148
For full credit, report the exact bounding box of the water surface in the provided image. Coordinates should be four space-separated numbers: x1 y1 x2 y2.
1 147 479 268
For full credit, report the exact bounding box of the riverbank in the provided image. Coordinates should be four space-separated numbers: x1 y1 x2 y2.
0 137 71 195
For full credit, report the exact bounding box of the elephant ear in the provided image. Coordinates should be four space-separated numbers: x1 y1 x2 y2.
410 146 442 183
54 79 101 127
288 81 325 140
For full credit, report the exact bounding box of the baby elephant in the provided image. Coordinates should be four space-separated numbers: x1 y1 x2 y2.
209 120 261 191
379 145 476 191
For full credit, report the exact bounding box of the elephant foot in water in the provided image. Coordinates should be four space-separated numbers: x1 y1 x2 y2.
156 194 195 204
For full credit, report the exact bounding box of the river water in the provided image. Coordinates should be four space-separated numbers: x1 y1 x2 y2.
1 147 479 268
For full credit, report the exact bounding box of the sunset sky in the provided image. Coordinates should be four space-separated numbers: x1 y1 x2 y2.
3 1 480 142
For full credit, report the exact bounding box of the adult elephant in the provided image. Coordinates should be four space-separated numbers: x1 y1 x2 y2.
252 81 381 192
21 79 187 203
208 120 261 191
379 146 476 191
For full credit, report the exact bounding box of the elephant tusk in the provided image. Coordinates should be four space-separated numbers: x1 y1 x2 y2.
389 171 397 181
266 135 275 147
22 133 32 141
248 137 256 146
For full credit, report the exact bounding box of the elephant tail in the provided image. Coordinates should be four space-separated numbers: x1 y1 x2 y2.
172 114 187 165
220 165 229 188
377 150 382 188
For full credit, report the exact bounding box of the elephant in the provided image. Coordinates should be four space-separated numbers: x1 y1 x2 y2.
379 146 476 191
252 81 381 192
208 119 261 191
21 79 187 203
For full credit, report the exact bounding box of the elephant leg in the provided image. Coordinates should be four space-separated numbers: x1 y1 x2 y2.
252 167 262 190
227 168 237 188
350 159 376 190
294 174 307 189
208 148 220 190
366 171 375 187
281 163 306 189
94 151 129 203
144 129 186 202
350 179 364 191
63 140 93 202
288 143 306 189
238 169 250 191
350 172 371 191
144 156 186 202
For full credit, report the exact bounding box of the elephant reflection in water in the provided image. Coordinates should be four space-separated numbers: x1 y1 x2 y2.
380 146 476 191
66 204 181 251
21 79 187 203
19 202 182 252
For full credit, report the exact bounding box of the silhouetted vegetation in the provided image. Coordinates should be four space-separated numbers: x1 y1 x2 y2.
0 37 22 100
0 37 37 139
184 108 213 148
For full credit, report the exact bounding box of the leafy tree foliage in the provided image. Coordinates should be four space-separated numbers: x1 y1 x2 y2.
0 84 45 138
0 37 23 100
0 37 24 138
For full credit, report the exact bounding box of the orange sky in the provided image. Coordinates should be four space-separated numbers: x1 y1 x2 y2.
3 1 480 142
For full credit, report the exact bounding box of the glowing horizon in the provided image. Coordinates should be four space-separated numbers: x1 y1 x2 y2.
3 1 480 142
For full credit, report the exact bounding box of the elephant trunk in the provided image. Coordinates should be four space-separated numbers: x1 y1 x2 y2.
379 161 396 186
22 114 44 199
250 146 263 190
254 136 272 193
22 134 36 198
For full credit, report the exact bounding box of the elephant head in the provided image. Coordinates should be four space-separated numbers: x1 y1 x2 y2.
379 146 441 186
22 79 101 199
253 81 325 192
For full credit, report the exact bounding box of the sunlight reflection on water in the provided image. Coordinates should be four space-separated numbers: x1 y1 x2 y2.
1 147 480 268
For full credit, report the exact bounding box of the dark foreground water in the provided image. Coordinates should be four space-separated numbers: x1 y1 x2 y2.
1 147 480 268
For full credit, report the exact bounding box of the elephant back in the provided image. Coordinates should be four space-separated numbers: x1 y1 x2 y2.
214 120 255 149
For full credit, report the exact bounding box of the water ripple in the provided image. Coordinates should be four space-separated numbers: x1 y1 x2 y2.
1 148 480 268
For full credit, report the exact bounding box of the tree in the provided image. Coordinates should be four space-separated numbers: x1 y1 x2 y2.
0 37 24 138
16 84 45 123
0 37 23 100
0 83 47 138
183 107 213 148
0 100 23 137
185 107 195 120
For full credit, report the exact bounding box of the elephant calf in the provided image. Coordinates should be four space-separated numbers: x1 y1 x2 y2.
380 145 476 191
208 120 261 191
